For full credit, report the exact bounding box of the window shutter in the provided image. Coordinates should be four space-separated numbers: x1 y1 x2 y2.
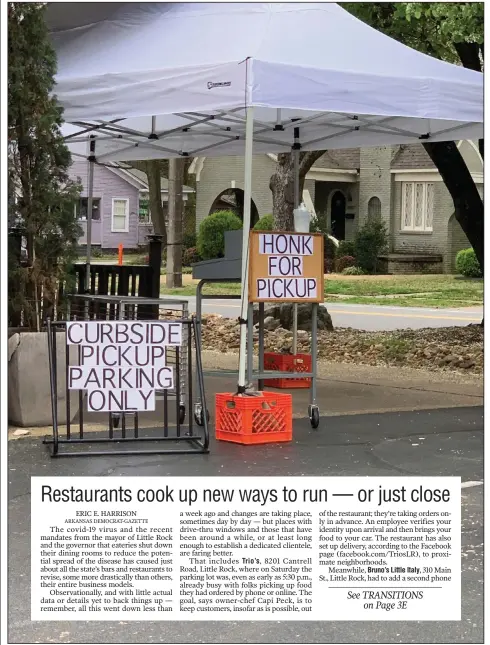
414 183 424 228
425 183 434 229
402 183 413 229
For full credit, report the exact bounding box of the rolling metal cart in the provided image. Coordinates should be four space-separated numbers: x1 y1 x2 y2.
192 231 320 429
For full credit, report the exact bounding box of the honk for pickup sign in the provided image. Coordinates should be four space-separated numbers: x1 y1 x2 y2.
248 231 324 303
66 321 182 412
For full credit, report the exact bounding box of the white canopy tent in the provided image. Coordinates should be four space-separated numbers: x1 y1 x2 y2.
47 2 483 392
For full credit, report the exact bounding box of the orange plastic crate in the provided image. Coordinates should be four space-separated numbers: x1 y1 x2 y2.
263 352 312 389
215 392 292 445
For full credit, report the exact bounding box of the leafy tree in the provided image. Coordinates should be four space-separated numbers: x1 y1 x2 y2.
342 2 484 273
343 3 483 67
8 2 81 329
127 157 194 287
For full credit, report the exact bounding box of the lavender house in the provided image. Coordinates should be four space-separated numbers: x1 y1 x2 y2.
69 161 194 250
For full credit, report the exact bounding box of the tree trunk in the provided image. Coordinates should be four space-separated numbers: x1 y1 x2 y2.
144 161 167 246
269 151 325 230
166 157 185 288
423 141 484 273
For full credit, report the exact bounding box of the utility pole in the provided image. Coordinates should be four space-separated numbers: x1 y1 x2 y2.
166 157 185 288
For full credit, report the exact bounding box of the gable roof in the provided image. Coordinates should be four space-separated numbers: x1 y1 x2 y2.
106 164 194 193
390 145 435 170
314 149 360 170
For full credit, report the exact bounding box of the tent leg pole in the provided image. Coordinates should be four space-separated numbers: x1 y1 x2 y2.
85 136 96 293
292 127 300 356
237 106 254 394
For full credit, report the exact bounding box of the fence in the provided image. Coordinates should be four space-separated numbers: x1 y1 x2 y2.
7 231 162 328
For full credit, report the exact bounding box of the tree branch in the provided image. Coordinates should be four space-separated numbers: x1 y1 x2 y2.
454 41 482 72
423 141 484 272
299 150 326 176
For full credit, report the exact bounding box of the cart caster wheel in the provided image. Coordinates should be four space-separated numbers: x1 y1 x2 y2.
179 405 186 424
194 409 210 427
112 415 120 429
309 407 320 430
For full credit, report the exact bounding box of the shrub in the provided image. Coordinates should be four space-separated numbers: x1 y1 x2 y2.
253 213 274 231
324 236 338 261
197 210 242 260
310 214 337 261
455 248 482 278
337 240 355 258
342 266 367 276
335 255 356 273
354 218 388 273
324 258 335 274
310 212 328 236
182 246 200 266
183 231 197 251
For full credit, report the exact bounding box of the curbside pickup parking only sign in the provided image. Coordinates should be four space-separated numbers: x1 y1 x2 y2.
248 231 324 303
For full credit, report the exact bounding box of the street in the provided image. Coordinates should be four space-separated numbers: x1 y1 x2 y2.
164 296 483 331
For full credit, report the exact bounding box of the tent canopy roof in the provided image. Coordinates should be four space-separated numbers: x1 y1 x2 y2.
47 2 483 161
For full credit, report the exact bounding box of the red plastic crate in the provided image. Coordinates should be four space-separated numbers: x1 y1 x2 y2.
263 352 312 389
215 392 292 445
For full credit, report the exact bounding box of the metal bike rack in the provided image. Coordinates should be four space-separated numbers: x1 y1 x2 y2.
43 295 210 457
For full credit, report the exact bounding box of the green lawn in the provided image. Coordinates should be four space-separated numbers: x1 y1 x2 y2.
78 253 148 266
77 254 482 308
160 274 483 309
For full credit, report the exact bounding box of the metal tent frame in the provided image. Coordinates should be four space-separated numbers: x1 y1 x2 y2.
64 104 482 394
49 1 482 397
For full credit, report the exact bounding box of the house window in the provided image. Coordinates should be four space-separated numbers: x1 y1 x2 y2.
112 198 129 232
367 196 381 221
75 198 101 221
401 182 434 232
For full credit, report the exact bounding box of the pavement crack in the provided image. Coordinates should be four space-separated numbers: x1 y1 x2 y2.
378 427 483 443
364 444 417 475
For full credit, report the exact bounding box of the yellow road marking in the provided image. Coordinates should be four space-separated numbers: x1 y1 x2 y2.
204 303 481 322
330 311 481 322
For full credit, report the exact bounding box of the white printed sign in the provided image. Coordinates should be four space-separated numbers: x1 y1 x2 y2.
259 233 314 256
249 232 324 303
256 277 317 300
66 321 182 412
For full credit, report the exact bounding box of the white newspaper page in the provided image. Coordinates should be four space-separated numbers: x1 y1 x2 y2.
31 476 460 621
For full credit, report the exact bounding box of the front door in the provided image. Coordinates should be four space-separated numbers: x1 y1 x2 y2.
331 191 346 241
